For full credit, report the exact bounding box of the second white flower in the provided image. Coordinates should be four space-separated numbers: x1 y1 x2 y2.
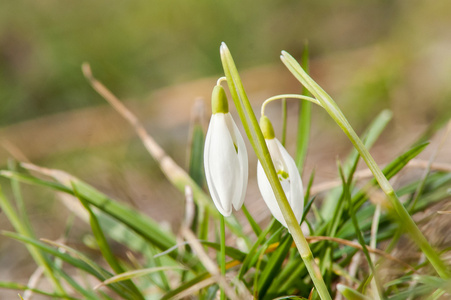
257 116 304 228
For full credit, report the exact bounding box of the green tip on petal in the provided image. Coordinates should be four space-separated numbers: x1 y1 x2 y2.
260 115 275 139
211 85 229 114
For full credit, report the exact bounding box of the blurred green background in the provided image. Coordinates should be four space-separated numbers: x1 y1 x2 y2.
3 0 450 127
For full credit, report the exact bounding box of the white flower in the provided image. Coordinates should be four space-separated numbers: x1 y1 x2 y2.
204 85 248 217
257 117 304 228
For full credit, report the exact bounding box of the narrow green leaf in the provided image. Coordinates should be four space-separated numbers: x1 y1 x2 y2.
238 220 277 279
257 234 293 298
161 272 210 300
3 231 132 299
281 50 450 279
321 109 392 219
0 170 203 270
338 163 383 297
188 119 205 186
0 187 68 297
242 204 262 237
0 282 78 299
337 284 372 300
281 98 288 146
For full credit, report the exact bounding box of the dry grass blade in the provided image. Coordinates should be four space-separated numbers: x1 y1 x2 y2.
181 226 242 300
82 63 184 180
23 267 44 300
172 277 217 300
1 140 30 163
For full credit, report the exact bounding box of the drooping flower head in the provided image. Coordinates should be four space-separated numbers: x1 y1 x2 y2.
257 115 304 227
204 85 248 217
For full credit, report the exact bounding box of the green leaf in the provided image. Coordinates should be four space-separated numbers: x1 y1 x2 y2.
257 233 293 299
0 187 68 297
321 109 392 219
0 170 202 270
161 272 211 300
238 220 277 279
242 204 262 237
337 284 372 300
3 231 133 299
295 42 311 174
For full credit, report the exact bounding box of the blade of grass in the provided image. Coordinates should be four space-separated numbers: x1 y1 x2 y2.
281 50 450 279
321 109 393 219
3 231 133 299
0 282 77 300
242 204 262 237
0 187 68 298
338 162 383 298
257 233 293 298
238 220 277 279
187 102 205 237
73 183 145 300
1 167 202 270
219 215 226 300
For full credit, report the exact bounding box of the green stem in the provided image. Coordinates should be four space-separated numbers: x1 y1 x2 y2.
219 215 226 300
296 43 312 174
220 43 332 300
281 98 287 146
281 50 450 279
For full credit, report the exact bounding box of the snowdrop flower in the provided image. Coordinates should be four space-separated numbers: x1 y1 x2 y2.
257 116 304 228
204 85 248 217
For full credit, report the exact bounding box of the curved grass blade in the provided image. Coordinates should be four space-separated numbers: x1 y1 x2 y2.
257 233 293 298
94 266 186 290
0 282 78 300
0 187 68 297
73 184 145 299
281 50 450 279
3 231 134 299
0 168 202 271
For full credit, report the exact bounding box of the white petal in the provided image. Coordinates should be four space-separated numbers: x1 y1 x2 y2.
257 160 287 227
204 115 226 215
224 113 248 210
